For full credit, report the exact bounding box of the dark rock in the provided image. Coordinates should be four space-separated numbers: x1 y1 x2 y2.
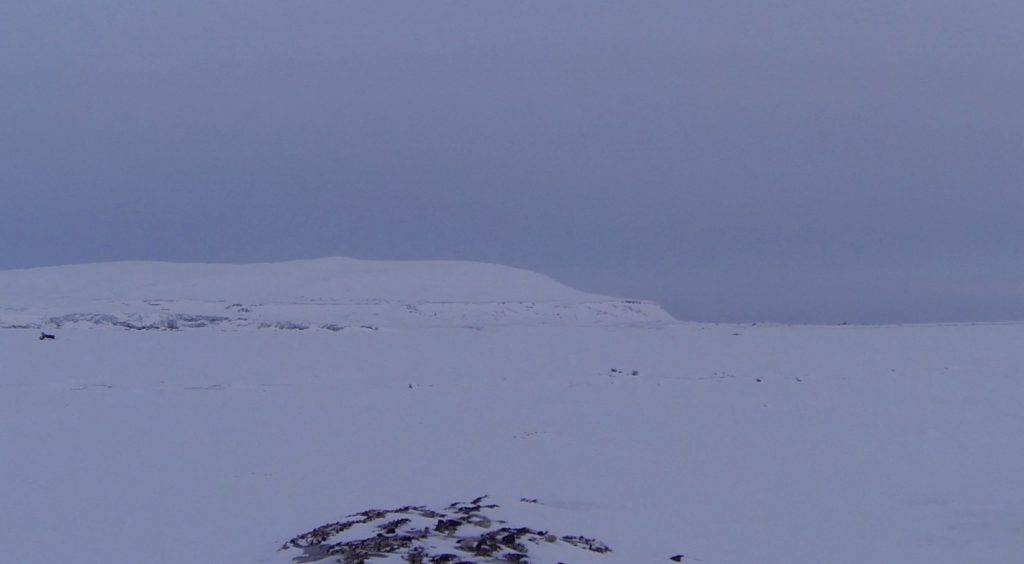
283 497 612 563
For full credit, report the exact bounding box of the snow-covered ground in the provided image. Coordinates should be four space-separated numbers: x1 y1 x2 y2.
1 259 1022 563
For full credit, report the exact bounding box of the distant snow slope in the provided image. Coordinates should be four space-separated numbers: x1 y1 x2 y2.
0 258 672 330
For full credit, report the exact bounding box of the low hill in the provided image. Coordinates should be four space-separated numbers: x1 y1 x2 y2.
0 257 673 330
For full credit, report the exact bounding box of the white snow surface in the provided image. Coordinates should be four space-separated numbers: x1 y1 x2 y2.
0 258 671 330
0 257 598 304
2 259 1023 563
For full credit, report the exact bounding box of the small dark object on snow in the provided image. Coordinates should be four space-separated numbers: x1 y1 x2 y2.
435 519 463 535
39 332 56 341
671 555 685 562
378 517 411 534
561 535 611 553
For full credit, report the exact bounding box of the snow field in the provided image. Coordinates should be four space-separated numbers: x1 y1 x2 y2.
2 322 1023 563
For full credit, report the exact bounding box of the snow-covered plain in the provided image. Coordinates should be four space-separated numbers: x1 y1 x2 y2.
1 258 1022 563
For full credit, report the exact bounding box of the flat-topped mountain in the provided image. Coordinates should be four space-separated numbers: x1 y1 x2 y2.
0 257 673 330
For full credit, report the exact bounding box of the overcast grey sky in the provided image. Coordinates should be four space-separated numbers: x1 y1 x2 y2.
2 1 1022 323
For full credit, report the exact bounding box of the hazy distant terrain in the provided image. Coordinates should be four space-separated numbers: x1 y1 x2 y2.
0 258 671 331
1 259 1022 563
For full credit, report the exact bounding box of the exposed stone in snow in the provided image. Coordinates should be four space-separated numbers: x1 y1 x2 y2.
282 496 612 563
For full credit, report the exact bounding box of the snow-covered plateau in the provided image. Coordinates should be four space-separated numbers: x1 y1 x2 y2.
1 258 1022 563
0 258 671 331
